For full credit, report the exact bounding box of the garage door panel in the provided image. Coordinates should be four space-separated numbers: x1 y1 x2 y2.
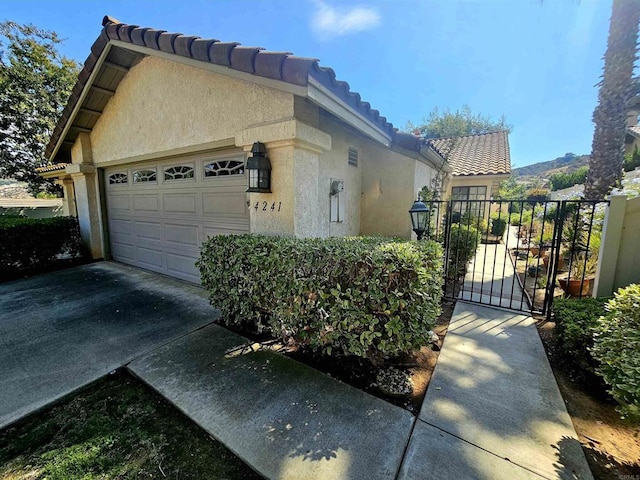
111 243 135 261
136 246 164 268
109 218 133 235
134 221 163 241
165 223 199 246
203 192 247 215
108 194 130 212
163 193 197 215
133 194 160 212
166 252 199 279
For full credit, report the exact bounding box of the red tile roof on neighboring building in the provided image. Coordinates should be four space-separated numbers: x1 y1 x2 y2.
427 131 511 176
628 125 640 139
46 16 429 163
36 163 69 173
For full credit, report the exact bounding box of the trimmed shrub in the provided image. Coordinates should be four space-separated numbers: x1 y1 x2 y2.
490 216 507 237
552 297 609 374
197 235 444 363
0 216 83 272
592 285 640 420
447 224 480 279
459 211 488 234
509 210 532 226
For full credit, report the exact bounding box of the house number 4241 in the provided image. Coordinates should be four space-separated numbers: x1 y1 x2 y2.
254 201 282 212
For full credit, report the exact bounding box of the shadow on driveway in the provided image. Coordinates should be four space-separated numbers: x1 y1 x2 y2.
0 261 217 429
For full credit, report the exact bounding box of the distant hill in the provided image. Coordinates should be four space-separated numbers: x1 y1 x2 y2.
513 153 590 179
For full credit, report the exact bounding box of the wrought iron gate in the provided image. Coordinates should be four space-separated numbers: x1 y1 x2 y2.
423 199 608 316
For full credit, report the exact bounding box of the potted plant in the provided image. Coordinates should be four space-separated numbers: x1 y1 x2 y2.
530 224 554 257
558 252 598 297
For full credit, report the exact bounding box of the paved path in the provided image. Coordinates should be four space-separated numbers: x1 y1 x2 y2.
0 262 216 429
399 233 593 480
398 302 593 479
128 324 414 480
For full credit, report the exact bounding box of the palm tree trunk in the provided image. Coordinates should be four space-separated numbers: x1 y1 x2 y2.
584 0 640 200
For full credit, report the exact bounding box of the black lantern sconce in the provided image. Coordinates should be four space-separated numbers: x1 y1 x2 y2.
246 142 272 193
408 199 429 240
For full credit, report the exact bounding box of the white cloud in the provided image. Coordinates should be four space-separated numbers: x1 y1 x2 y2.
311 1 381 39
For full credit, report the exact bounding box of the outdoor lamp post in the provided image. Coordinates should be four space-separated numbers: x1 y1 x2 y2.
246 142 272 193
409 199 429 240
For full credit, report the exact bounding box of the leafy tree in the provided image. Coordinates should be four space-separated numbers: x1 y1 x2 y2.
407 105 511 139
0 21 79 194
549 166 589 191
584 0 640 200
623 145 640 171
495 176 527 200
525 187 550 203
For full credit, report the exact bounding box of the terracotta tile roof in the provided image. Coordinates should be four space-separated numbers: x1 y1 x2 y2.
46 15 427 162
427 131 511 176
36 163 69 173
628 125 640 139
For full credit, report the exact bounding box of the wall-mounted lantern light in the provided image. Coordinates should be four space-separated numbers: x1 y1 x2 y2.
408 199 429 240
246 142 271 193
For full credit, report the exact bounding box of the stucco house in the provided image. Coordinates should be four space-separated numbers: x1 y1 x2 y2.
40 16 451 283
624 97 640 155
428 131 511 219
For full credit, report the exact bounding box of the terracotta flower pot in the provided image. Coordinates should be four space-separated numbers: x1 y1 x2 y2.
543 254 565 271
558 277 594 297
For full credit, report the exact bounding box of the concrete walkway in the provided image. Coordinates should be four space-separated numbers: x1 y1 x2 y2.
399 233 592 480
398 302 593 479
128 324 414 480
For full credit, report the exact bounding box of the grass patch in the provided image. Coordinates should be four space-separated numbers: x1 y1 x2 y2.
0 371 260 480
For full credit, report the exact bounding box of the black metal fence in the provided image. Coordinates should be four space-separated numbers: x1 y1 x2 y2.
423 199 608 316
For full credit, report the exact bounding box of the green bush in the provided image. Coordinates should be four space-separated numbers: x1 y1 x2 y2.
592 284 640 420
553 297 609 374
459 211 488 233
447 224 480 279
197 235 444 363
525 188 551 203
509 210 532 226
490 216 507 237
0 216 83 272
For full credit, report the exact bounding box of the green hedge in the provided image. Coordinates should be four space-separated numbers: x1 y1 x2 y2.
552 297 609 374
197 235 444 363
0 216 83 272
447 224 480 280
592 285 640 420
490 216 507 237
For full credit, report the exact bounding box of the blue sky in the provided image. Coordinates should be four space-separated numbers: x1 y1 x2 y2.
2 0 612 167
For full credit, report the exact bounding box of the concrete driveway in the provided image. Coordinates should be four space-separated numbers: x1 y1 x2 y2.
0 262 217 429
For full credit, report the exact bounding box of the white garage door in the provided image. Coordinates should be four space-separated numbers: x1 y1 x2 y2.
104 153 249 283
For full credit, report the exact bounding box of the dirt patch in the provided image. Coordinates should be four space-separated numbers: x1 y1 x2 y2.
226 300 455 414
535 316 640 479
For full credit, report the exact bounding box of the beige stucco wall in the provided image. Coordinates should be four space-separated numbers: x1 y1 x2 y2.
361 147 421 239
613 195 640 290
316 113 363 238
90 56 294 164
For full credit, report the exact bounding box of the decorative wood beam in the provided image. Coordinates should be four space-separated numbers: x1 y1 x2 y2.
103 61 129 73
90 85 115 96
79 107 102 116
71 126 92 133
